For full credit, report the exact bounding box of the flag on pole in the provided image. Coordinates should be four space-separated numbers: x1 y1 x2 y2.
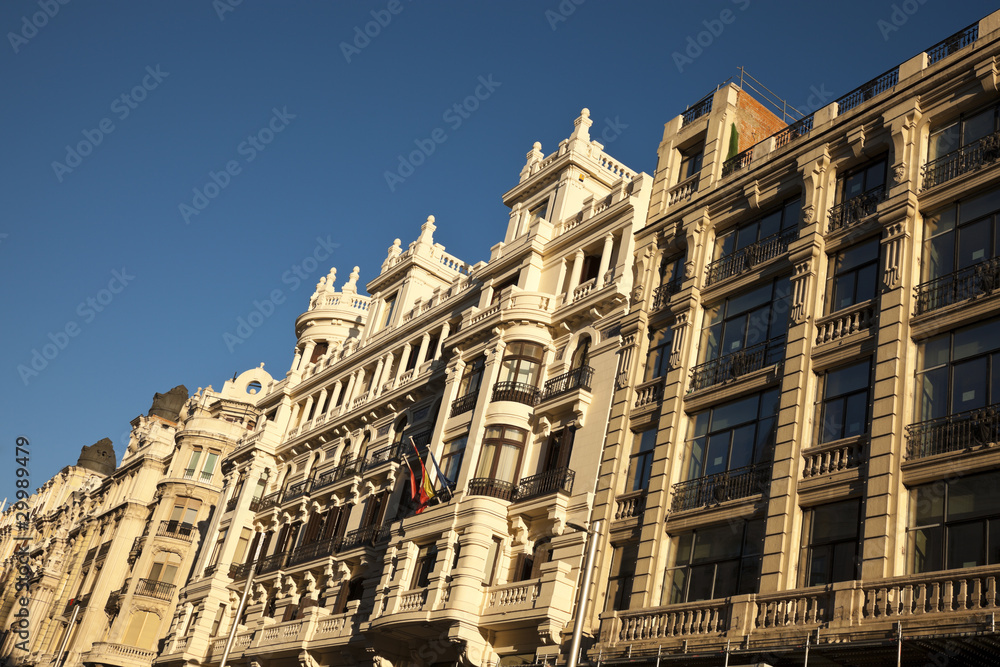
428 448 453 489
411 438 436 513
401 453 418 503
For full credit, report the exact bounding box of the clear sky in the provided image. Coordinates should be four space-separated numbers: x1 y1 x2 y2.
2 0 996 489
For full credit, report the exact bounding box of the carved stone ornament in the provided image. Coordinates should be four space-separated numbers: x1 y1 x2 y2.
802 205 815 225
892 163 906 184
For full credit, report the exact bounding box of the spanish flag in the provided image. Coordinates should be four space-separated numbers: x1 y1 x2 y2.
411 438 436 513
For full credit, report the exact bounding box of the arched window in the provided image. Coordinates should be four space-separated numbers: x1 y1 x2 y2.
570 336 591 369
392 417 408 445
500 342 544 386
475 425 527 484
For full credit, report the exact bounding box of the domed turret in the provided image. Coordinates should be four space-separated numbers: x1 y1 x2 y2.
77 437 116 475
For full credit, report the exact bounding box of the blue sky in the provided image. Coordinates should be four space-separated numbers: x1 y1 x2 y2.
2 0 996 489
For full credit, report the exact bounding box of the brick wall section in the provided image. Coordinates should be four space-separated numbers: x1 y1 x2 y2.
733 90 788 153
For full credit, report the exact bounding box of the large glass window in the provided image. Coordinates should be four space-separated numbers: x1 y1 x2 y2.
606 543 639 611
818 360 871 443
713 198 800 262
915 317 1000 421
663 519 764 604
410 543 439 588
803 499 860 586
921 189 1000 283
698 277 791 365
643 328 673 382
678 145 703 183
836 157 887 205
499 342 544 387
475 425 527 483
929 104 1000 161
827 237 880 313
908 469 1000 573
686 389 779 481
440 437 466 485
458 356 485 397
626 429 656 492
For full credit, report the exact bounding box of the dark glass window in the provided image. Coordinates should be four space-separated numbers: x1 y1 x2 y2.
664 519 764 604
475 425 527 483
804 499 860 586
626 429 656 492
644 328 673 382
908 469 1000 573
915 317 1000 421
411 543 439 588
678 145 703 183
686 389 779 480
699 277 791 363
819 360 871 443
929 104 1000 161
836 157 887 204
606 543 639 611
457 356 485 397
499 342 544 386
922 189 1000 282
827 237 880 313
713 198 800 261
440 437 466 485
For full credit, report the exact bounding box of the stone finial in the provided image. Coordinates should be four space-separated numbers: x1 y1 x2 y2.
414 215 436 251
520 142 544 182
342 266 360 294
325 268 337 292
570 108 593 144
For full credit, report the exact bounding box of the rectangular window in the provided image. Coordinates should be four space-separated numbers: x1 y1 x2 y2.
803 499 860 586
457 357 485 397
380 294 397 330
440 437 466 485
818 360 871 443
209 528 227 567
664 519 764 604
644 328 673 382
483 537 503 586
626 429 656 492
915 317 1000 422
606 543 639 611
836 156 887 205
908 469 1000 573
710 198 800 282
678 145 704 183
476 425 527 483
233 528 252 564
827 237 880 313
698 276 791 370
929 104 1000 161
210 604 225 637
686 389 779 481
410 543 439 588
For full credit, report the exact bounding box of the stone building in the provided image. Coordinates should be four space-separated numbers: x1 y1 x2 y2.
589 10 1000 666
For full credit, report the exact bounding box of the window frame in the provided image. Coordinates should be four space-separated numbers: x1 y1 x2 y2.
817 359 872 443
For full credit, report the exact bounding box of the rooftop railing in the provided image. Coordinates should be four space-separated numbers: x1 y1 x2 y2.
682 97 713 126
927 23 979 65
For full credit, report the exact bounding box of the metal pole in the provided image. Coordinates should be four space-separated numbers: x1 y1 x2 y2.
804 633 809 667
655 645 662 667
567 520 602 667
723 640 729 667
54 604 80 667
219 535 267 667
896 623 902 667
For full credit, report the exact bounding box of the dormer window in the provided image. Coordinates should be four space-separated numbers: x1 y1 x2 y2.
528 201 548 225
379 294 397 331
678 145 704 184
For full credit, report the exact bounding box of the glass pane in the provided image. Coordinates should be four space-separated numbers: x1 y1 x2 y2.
720 315 747 355
729 283 773 316
923 235 955 282
813 500 860 542
715 230 735 260
686 436 706 480
962 109 994 146
924 205 957 239
494 445 519 482
954 319 999 360
782 199 801 230
957 218 991 269
686 563 715 601
831 541 857 583
843 392 868 437
475 444 496 478
713 560 740 598
855 264 878 304
672 533 694 567
914 485 944 525
693 525 742 561
929 124 960 160
700 323 721 362
843 171 865 201
704 433 730 476
990 518 1000 565
758 211 781 239
959 189 1000 224
947 471 1000 521
917 367 948 421
952 358 987 413
866 161 886 190
202 452 218 474
712 395 759 431
826 361 870 398
668 568 687 605
735 221 760 250
918 335 951 371
820 398 845 443
754 417 777 461
729 425 755 469
832 273 855 311
947 522 984 569
737 555 762 595
808 544 831 586
909 526 942 573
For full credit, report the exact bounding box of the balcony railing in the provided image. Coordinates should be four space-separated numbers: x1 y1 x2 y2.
491 380 540 406
689 338 784 392
671 462 771 511
468 478 517 501
248 496 264 512
653 275 685 310
773 114 814 150
634 377 665 408
922 129 1000 189
913 257 1000 315
225 496 238 512
539 366 593 402
835 66 898 115
333 457 363 481
336 524 390 552
283 480 310 503
65 593 91 615
614 490 645 521
450 391 479 417
906 403 1000 460
157 520 195 542
721 147 753 178
257 491 281 512
311 470 337 493
229 561 252 580
705 228 797 286
134 578 176 601
288 536 338 567
828 184 886 232
926 23 978 65
515 468 575 502
183 468 214 484
203 564 217 577
258 551 288 575
681 96 712 126
364 442 405 470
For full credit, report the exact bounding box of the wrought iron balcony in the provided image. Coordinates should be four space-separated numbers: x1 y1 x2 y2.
134 578 176 601
539 366 593 402
835 67 899 115
914 257 1000 315
203 564 217 577
257 492 281 512
364 442 405 470
65 593 91 615
689 338 785 392
258 551 288 575
311 470 338 493
722 147 753 178
828 185 887 232
491 380 540 406
333 457 363 481
229 561 252 580
671 462 771 512
282 480 310 503
157 520 194 542
288 536 338 567
336 524 390 552
450 391 479 417
705 228 797 286
652 276 685 310
922 130 1000 189
926 22 978 65
906 403 1000 460
514 467 574 502
248 496 264 512
681 96 713 126
127 537 143 565
468 478 516 501
225 496 238 512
